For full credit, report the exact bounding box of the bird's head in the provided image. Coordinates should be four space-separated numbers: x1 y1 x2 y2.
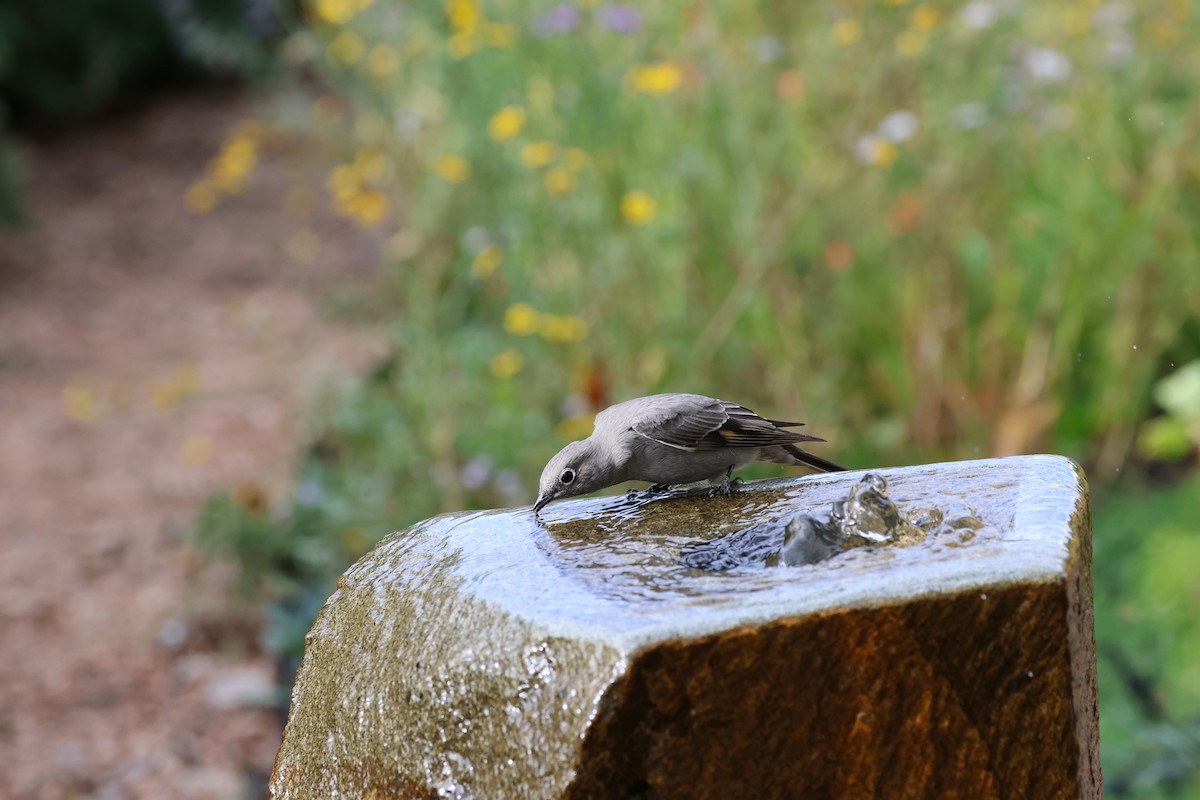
534 439 613 515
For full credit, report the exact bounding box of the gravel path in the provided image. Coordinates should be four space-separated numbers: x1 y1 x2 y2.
0 90 383 799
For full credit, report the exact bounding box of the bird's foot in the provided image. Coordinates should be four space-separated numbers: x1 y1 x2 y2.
626 484 673 503
709 476 744 498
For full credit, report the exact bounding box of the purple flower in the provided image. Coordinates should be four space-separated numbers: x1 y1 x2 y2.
597 4 643 35
534 3 582 36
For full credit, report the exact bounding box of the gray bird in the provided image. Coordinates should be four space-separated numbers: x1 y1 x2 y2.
533 393 844 514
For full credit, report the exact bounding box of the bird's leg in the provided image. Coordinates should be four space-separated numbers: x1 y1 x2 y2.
710 466 742 497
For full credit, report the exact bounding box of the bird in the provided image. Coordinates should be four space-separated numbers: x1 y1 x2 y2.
533 393 844 514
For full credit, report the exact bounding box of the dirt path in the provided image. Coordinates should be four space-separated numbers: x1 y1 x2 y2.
0 90 383 799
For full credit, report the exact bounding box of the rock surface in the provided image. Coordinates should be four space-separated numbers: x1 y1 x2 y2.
271 455 1101 799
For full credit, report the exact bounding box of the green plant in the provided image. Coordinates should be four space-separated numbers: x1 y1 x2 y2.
1140 360 1200 463
1094 475 1200 798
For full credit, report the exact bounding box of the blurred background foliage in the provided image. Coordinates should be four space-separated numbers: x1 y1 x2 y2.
0 0 285 223
8 0 1195 794
188 0 1200 794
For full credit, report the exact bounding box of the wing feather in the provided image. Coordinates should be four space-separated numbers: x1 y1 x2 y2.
630 396 822 451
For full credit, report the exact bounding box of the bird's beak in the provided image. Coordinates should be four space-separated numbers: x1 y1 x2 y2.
533 493 552 515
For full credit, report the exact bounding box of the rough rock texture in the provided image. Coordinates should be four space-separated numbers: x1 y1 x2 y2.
271 455 1101 799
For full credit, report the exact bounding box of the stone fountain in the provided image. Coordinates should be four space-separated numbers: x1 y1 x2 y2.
270 455 1101 799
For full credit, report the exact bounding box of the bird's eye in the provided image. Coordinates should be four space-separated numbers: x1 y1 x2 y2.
560 468 576 485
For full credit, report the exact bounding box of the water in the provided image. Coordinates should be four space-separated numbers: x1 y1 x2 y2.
526 463 1017 620
680 472 983 570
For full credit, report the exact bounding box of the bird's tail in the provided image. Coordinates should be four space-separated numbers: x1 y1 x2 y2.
764 443 847 473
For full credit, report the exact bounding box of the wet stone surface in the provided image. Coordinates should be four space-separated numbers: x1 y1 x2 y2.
272 456 1101 800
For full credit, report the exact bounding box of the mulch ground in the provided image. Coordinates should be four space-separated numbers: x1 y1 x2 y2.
0 89 385 799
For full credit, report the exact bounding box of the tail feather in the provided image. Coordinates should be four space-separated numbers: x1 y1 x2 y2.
766 443 847 473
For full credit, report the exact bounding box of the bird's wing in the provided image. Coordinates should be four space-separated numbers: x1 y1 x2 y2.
629 396 823 451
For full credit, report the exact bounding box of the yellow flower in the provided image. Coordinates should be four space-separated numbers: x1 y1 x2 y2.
895 30 927 57
63 386 97 422
490 349 524 379
831 18 862 45
447 33 478 60
180 434 214 467
313 0 356 25
209 136 257 191
184 181 218 213
520 140 559 168
485 22 517 47
368 44 401 77
326 164 359 194
328 30 366 64
435 154 470 183
503 302 540 335
543 167 577 197
488 106 526 141
347 190 389 226
910 5 941 31
867 139 898 167
472 245 503 278
620 190 657 225
539 314 588 343
563 147 590 171
445 0 480 34
628 62 683 96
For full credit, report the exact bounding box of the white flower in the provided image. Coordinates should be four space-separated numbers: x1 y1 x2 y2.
1023 47 1072 83
879 111 919 143
953 102 988 129
960 1 996 30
